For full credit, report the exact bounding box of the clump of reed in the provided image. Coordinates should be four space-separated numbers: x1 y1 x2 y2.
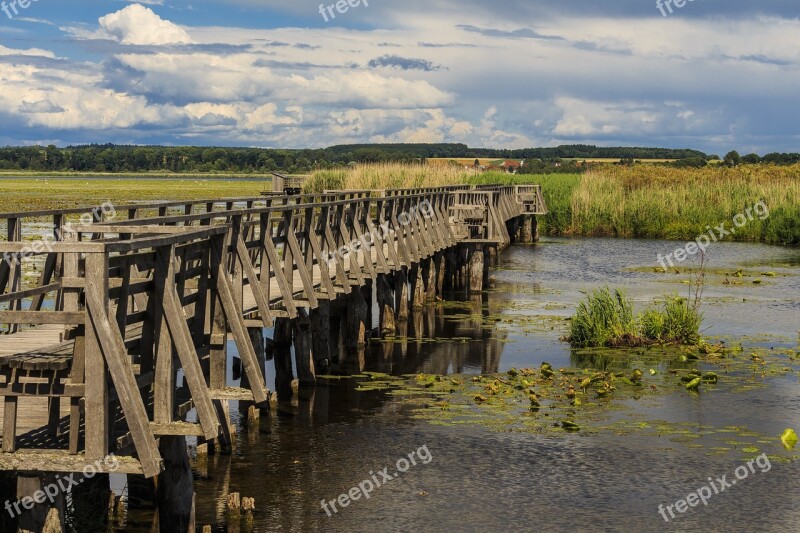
568 164 800 244
302 162 551 193
303 163 474 192
568 288 703 348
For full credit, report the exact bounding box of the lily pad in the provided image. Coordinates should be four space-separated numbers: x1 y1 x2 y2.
780 428 798 450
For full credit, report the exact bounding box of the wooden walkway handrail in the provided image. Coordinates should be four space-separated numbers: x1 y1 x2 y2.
0 184 547 484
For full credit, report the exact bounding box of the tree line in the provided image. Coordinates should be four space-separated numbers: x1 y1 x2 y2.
0 143 797 174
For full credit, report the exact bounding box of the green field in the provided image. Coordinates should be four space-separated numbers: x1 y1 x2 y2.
0 177 271 213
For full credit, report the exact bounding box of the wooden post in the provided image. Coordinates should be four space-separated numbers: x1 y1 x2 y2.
241 328 266 421
532 216 540 242
310 301 331 371
16 474 65 533
434 251 445 297
423 257 437 301
394 268 409 321
410 265 425 310
469 245 484 294
361 280 373 339
156 436 195 533
443 248 456 292
273 318 294 401
376 274 395 336
521 215 533 243
345 287 368 350
84 253 109 464
293 312 316 387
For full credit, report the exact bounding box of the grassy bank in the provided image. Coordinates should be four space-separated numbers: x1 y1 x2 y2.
0 178 270 212
566 165 800 245
305 163 800 245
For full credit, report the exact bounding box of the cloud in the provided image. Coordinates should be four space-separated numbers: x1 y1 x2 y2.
457 24 563 41
367 55 443 71
19 100 65 114
2 1 800 153
98 4 192 45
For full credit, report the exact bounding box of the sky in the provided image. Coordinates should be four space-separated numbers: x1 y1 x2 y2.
0 1 799 155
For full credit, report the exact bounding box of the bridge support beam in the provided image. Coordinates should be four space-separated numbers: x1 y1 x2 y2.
241 328 268 422
16 473 66 533
273 318 294 401
293 312 316 388
423 257 437 302
468 245 485 294
157 436 195 533
410 265 425 310
377 274 396 336
395 268 409 321
520 215 539 243
310 301 331 371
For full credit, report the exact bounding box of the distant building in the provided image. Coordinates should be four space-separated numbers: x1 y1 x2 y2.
502 160 524 173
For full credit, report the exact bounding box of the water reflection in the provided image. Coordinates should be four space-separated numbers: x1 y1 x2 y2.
119 238 800 532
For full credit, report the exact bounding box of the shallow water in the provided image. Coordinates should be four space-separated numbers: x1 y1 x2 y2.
123 237 799 532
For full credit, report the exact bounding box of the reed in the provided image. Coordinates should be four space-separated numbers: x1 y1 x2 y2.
568 164 800 244
303 163 475 192
569 288 703 348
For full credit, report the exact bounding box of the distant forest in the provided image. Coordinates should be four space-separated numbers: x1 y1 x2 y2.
0 143 797 174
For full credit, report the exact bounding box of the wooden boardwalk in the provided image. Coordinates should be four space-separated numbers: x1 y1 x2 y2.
0 184 546 531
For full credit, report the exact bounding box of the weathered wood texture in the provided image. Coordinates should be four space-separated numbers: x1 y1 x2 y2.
0 185 545 482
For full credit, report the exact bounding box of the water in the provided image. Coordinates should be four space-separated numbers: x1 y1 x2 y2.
126 238 800 532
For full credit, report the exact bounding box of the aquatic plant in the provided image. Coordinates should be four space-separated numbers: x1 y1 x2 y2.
568 288 638 347
568 288 702 348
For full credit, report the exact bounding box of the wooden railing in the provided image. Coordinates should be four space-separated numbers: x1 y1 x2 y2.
0 185 543 478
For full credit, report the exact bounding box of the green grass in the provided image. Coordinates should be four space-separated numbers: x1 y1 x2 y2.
569 288 637 348
0 178 271 212
567 164 800 245
568 288 702 348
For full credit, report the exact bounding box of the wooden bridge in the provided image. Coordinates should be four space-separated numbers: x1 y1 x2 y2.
0 184 546 532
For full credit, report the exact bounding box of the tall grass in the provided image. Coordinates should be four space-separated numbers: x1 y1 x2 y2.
569 288 703 348
303 163 546 192
304 163 800 245
303 163 473 192
569 164 800 244
569 288 637 348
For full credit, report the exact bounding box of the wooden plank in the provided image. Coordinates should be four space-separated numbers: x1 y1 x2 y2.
322 208 351 294
0 311 84 325
85 253 163 478
305 209 336 298
235 236 272 326
0 450 144 474
68 328 85 455
2 396 18 452
0 282 62 305
157 246 220 441
152 247 175 426
283 213 319 308
260 214 298 318
211 236 268 404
